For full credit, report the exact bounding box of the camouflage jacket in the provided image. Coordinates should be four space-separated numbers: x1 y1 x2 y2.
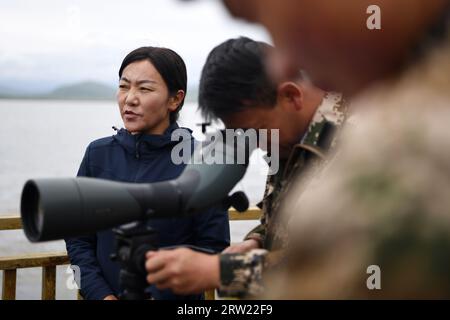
218 92 349 298
262 17 450 299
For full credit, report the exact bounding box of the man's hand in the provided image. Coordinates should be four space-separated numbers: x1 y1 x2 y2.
103 295 118 300
145 248 220 295
222 239 260 254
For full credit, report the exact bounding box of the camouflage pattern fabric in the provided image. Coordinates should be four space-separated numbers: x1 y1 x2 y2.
218 92 349 298
262 22 450 299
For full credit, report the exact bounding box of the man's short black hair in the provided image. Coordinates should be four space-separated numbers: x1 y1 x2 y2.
198 37 278 120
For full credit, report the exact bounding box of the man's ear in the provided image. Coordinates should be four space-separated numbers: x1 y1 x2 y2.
277 82 303 111
169 90 185 111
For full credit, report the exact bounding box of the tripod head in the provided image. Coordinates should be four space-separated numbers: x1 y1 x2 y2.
110 216 225 300
110 220 158 300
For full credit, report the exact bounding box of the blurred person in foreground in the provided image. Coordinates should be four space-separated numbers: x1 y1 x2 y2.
217 0 450 298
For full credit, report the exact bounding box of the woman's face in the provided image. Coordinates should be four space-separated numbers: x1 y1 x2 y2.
117 59 181 135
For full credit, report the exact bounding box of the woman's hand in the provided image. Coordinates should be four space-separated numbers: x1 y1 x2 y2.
145 248 220 295
222 239 260 254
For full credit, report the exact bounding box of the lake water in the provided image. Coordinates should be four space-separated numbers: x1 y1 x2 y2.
0 100 266 299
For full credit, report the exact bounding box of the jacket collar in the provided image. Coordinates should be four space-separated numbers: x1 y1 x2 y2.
300 92 347 147
278 92 348 177
113 122 193 158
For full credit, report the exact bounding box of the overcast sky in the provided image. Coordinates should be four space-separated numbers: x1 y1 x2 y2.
0 0 271 92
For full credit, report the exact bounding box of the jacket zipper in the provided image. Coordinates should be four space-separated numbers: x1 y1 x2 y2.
135 141 140 159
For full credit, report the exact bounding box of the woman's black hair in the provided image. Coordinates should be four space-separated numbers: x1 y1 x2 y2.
119 46 187 123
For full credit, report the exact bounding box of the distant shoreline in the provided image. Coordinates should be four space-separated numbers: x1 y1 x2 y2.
0 97 198 102
0 97 198 103
0 96 115 101
0 81 199 103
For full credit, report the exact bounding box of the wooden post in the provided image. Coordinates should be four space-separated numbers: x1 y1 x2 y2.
228 208 261 221
0 252 69 270
0 215 22 230
2 269 17 300
205 289 215 300
42 266 56 300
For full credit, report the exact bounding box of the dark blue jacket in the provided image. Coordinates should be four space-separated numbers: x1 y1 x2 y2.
65 123 230 300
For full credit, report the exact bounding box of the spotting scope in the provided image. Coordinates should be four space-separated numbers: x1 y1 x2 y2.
21 133 254 242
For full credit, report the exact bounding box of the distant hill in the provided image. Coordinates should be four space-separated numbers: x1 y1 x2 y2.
43 81 116 100
0 81 199 102
185 87 199 103
0 85 35 98
0 81 116 100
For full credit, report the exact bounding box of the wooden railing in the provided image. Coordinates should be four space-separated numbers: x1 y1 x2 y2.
0 208 261 300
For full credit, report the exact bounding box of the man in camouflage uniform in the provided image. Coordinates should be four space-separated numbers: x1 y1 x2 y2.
218 0 450 298
220 92 347 297
244 92 347 253
144 37 349 297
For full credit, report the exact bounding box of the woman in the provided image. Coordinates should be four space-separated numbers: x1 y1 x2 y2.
65 47 230 300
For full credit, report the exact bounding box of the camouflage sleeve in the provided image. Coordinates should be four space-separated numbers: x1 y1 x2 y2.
243 220 266 247
243 199 267 247
217 249 268 298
